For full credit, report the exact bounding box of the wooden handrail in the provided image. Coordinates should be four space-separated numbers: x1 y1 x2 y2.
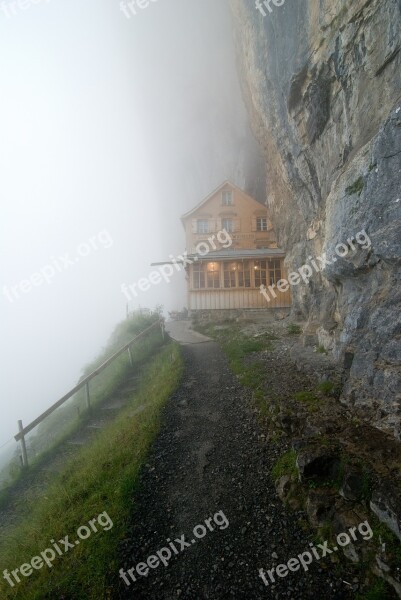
15 320 163 443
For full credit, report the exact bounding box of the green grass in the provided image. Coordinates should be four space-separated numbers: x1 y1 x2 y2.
346 176 364 196
318 381 334 395
272 449 298 480
287 323 302 335
293 390 319 411
356 578 394 600
0 342 183 600
370 516 401 570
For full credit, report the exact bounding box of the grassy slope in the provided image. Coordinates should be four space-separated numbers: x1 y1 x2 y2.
0 316 162 495
0 341 183 600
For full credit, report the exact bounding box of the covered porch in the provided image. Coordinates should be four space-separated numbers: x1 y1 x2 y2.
186 249 291 311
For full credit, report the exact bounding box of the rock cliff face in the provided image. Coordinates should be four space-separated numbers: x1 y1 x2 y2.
230 0 401 438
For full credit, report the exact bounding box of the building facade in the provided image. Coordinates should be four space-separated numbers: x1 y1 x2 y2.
181 182 291 312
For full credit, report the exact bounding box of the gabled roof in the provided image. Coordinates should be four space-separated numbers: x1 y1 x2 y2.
180 180 265 223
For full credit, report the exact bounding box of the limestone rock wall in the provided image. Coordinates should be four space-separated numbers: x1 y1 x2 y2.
230 0 401 436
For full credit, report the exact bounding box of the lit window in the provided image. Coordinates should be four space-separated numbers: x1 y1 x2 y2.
197 219 209 234
222 191 233 205
206 262 220 288
223 262 237 288
223 261 251 288
256 217 268 231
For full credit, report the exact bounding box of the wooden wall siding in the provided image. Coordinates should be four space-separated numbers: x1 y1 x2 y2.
188 288 291 310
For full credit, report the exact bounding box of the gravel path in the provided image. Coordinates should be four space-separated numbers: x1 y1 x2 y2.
115 340 356 599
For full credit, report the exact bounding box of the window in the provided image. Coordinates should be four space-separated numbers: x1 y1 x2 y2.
254 259 282 287
221 218 234 232
222 191 233 205
193 263 205 289
238 261 251 288
256 217 268 231
197 219 209 234
223 261 251 288
223 262 237 288
206 262 220 288
254 260 267 288
268 259 281 285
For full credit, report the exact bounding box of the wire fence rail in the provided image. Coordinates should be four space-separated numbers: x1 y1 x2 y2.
14 319 165 467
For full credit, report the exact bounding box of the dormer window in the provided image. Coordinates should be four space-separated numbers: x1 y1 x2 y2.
222 190 233 206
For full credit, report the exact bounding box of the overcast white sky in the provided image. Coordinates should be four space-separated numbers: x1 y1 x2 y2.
0 0 262 451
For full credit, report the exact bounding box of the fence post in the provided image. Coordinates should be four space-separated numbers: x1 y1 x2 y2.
127 346 134 368
86 382 91 412
160 320 165 340
18 420 28 468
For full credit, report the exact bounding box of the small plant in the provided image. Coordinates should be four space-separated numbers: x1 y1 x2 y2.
293 391 319 412
272 449 298 480
294 391 317 403
287 323 302 335
361 470 372 501
318 520 335 543
370 516 401 568
346 176 364 196
316 345 327 354
356 578 392 600
318 381 334 395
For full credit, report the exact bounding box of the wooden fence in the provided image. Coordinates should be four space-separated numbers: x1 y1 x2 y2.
14 319 165 467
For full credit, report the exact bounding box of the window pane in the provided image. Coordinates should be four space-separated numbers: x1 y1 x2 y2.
237 261 251 288
256 217 268 231
254 260 267 287
267 259 282 284
222 191 232 205
197 219 209 234
206 262 220 288
193 263 205 289
223 262 237 288
222 218 233 232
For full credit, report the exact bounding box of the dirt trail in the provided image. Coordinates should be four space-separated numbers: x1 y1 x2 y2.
115 336 356 599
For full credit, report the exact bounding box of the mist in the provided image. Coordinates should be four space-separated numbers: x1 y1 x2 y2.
0 0 263 452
